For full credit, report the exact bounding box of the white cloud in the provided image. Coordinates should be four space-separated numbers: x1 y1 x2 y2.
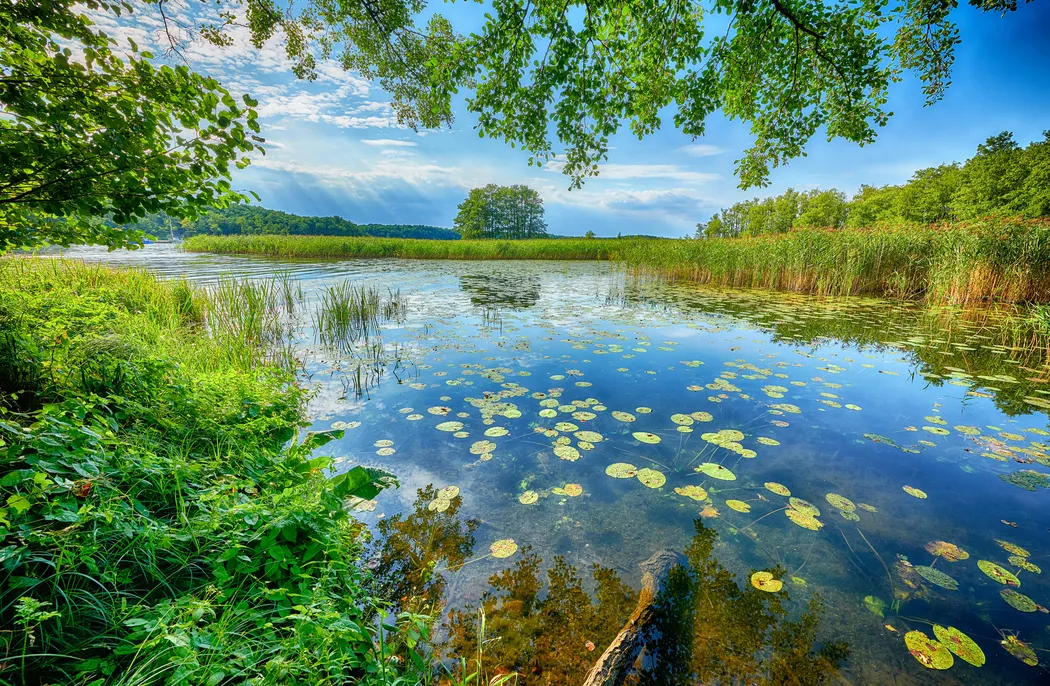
361 139 418 147
681 143 725 157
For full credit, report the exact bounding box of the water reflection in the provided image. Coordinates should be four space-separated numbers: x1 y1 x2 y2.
460 272 542 310
373 491 848 685
368 485 481 614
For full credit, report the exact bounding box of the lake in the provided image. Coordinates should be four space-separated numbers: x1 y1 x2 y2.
59 244 1050 684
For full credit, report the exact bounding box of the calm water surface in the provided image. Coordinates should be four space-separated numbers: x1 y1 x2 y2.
58 245 1050 684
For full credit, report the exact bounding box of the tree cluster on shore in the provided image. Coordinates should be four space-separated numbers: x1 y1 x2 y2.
454 185 548 239
698 131 1050 238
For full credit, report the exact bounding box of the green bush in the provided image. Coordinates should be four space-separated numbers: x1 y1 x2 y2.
0 259 426 685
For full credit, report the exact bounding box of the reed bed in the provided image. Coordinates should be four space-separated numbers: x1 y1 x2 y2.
183 234 644 260
183 218 1050 304
619 218 1050 304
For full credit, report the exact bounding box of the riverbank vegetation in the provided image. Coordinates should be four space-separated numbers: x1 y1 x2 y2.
184 218 1050 304
698 131 1050 238
0 259 437 684
183 234 638 260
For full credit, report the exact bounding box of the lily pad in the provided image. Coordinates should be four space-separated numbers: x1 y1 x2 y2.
726 499 751 513
1001 634 1038 666
996 539 1030 557
977 560 1021 587
825 493 856 512
553 444 581 462
428 498 451 512
674 485 708 501
636 468 666 489
611 411 636 422
864 595 886 618
933 625 985 667
574 430 603 443
437 485 460 500
750 571 782 592
485 427 509 437
671 413 694 426
695 463 736 481
925 540 969 562
1009 555 1041 573
632 431 661 444
857 503 878 512
789 498 820 517
436 421 464 432
764 482 791 497
1001 588 1038 612
490 539 518 558
606 462 638 478
518 490 538 505
915 565 959 590
756 437 780 446
904 630 954 670
785 509 823 531
470 440 497 455
903 485 928 499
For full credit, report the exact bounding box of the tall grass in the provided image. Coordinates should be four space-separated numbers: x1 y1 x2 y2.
184 218 1050 303
183 234 646 260
618 218 1050 304
0 258 432 685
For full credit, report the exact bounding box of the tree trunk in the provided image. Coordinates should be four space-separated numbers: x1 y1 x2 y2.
581 549 685 686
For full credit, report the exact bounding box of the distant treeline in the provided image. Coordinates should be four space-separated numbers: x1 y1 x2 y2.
698 131 1050 238
131 205 460 240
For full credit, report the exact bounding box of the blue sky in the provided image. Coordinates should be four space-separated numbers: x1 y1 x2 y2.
104 2 1050 236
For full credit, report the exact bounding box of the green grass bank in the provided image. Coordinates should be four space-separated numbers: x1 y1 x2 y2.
0 259 432 685
184 218 1050 303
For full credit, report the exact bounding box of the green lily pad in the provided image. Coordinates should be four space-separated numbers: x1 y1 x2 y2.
915 565 959 590
1001 588 1038 612
518 490 538 505
864 595 886 618
674 485 708 501
637 468 666 489
1001 635 1038 666
490 539 518 558
978 560 1021 586
764 482 791 497
825 493 856 512
904 630 954 669
695 463 736 481
633 431 661 444
932 625 985 667
789 498 820 517
606 462 638 478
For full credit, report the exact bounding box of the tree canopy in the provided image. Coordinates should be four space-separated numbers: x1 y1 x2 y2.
0 0 263 251
454 185 548 239
216 0 1032 189
697 130 1050 237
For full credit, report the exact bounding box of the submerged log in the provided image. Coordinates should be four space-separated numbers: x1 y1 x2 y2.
582 549 685 686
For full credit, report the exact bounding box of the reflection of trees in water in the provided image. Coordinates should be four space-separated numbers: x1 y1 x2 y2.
444 547 637 683
368 485 480 614
460 272 542 310
437 517 848 685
